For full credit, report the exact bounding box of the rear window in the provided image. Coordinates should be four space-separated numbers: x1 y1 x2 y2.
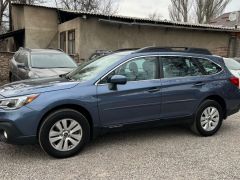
224 58 240 71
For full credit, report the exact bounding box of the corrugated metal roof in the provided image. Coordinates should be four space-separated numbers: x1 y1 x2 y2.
12 2 240 32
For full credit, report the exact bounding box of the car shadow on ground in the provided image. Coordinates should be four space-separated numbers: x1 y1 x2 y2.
0 122 234 160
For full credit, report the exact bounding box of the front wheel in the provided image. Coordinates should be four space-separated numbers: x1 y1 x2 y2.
191 100 223 136
39 109 90 158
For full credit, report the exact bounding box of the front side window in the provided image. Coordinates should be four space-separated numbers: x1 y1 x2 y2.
17 52 29 67
101 56 159 83
162 56 203 78
68 30 75 54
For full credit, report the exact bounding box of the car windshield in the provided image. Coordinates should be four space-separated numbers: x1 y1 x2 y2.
31 53 77 68
67 54 123 82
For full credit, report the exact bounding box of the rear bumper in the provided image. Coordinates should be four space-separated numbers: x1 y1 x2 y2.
227 105 240 117
0 122 37 144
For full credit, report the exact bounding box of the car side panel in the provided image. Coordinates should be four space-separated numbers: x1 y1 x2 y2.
2 85 100 137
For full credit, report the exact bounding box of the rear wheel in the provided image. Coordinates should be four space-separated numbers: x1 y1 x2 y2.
191 100 223 136
39 109 90 158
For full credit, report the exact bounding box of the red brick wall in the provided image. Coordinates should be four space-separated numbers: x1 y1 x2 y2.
0 52 14 86
211 47 229 57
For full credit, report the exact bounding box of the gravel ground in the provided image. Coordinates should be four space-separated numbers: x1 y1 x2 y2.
1 113 240 180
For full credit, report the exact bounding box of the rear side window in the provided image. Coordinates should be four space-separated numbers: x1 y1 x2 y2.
197 58 222 75
161 56 203 78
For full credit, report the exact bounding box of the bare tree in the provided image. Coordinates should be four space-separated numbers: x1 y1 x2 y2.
100 0 118 15
0 0 9 33
195 0 204 23
57 0 118 15
169 0 192 22
148 12 163 21
195 0 231 24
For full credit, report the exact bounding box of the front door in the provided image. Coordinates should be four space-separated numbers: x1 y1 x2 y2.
97 56 161 127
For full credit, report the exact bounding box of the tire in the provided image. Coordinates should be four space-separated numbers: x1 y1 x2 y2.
39 109 90 158
191 100 223 136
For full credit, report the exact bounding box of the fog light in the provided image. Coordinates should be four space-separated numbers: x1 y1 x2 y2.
3 131 8 139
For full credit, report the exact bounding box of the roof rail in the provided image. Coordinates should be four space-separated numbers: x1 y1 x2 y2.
114 48 139 53
134 46 212 55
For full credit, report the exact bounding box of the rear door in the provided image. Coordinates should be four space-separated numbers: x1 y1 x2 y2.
160 56 208 119
97 56 162 126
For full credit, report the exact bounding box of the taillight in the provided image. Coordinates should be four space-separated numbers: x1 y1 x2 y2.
229 77 239 88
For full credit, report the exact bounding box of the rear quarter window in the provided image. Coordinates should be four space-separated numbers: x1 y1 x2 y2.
197 58 222 75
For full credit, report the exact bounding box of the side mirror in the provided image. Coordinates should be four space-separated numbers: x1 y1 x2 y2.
108 75 127 90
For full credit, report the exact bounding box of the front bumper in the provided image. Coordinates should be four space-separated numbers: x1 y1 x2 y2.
0 106 40 145
227 104 240 117
0 121 36 144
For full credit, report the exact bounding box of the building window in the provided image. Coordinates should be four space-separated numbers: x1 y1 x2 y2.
60 32 66 52
68 30 75 54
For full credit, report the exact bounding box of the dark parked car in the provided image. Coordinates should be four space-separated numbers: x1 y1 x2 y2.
1 47 240 158
88 50 112 61
9 48 78 82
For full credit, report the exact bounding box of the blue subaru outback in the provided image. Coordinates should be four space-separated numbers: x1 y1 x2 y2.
0 47 240 158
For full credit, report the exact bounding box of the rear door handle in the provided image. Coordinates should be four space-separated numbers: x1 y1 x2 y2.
147 88 160 93
194 82 205 87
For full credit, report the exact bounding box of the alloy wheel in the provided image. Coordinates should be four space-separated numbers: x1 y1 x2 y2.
49 119 82 151
200 107 220 132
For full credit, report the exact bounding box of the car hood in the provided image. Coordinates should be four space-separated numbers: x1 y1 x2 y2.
31 68 75 78
0 77 79 98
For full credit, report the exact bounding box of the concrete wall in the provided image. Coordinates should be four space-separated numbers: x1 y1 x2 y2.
12 6 25 30
9 5 238 61
11 6 59 50
24 6 59 49
79 18 232 60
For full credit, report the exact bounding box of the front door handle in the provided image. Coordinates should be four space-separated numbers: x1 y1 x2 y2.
147 88 160 93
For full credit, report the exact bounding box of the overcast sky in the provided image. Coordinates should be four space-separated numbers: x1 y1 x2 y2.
46 0 240 20
116 0 240 19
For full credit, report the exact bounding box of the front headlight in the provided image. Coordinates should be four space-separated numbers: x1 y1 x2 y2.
0 94 39 110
